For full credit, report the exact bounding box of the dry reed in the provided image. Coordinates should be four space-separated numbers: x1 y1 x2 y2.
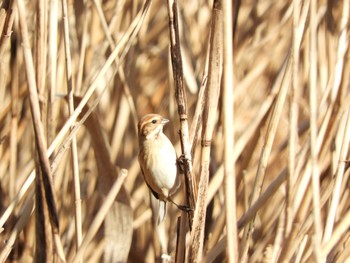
0 0 349 262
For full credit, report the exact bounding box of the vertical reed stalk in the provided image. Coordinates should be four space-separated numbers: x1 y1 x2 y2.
61 0 83 259
166 0 196 227
15 0 62 260
309 0 323 261
47 0 58 144
222 0 238 261
286 0 301 237
189 1 223 261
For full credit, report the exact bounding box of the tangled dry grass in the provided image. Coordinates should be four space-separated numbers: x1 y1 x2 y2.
0 0 350 262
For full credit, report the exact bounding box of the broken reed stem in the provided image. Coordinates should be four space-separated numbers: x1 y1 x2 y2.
166 0 196 227
222 0 238 261
61 0 83 257
189 1 223 261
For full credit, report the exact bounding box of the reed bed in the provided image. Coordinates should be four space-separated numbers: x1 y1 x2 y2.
0 0 349 262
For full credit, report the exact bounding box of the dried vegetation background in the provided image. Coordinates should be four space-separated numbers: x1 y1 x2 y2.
0 0 350 262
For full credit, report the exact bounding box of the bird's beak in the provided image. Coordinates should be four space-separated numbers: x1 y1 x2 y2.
161 118 169 125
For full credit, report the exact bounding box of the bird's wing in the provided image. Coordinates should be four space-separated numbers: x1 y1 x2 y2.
140 166 160 200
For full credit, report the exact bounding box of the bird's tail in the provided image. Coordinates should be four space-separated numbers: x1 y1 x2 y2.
150 194 167 224
158 200 167 224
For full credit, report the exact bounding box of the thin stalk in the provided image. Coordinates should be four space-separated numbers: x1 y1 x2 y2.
61 0 83 257
36 0 47 127
286 0 301 237
166 0 196 228
75 0 89 94
222 0 238 261
309 0 323 261
9 35 18 199
0 0 15 102
15 0 63 260
189 1 223 261
322 193 350 256
47 0 58 144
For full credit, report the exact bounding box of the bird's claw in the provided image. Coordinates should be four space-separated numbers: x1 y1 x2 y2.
177 154 189 173
177 204 193 212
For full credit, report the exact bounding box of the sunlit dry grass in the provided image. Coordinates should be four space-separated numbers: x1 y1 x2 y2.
0 0 349 262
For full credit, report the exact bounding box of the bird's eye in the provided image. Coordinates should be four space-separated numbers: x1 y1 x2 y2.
151 119 157 124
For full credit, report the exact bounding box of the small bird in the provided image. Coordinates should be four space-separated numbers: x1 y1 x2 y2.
138 114 185 223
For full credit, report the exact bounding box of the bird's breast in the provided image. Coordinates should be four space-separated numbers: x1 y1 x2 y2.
141 136 178 193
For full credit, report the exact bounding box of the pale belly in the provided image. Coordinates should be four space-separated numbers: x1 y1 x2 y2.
147 146 177 191
141 137 178 198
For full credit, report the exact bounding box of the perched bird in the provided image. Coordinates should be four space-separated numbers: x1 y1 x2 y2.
138 114 185 223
